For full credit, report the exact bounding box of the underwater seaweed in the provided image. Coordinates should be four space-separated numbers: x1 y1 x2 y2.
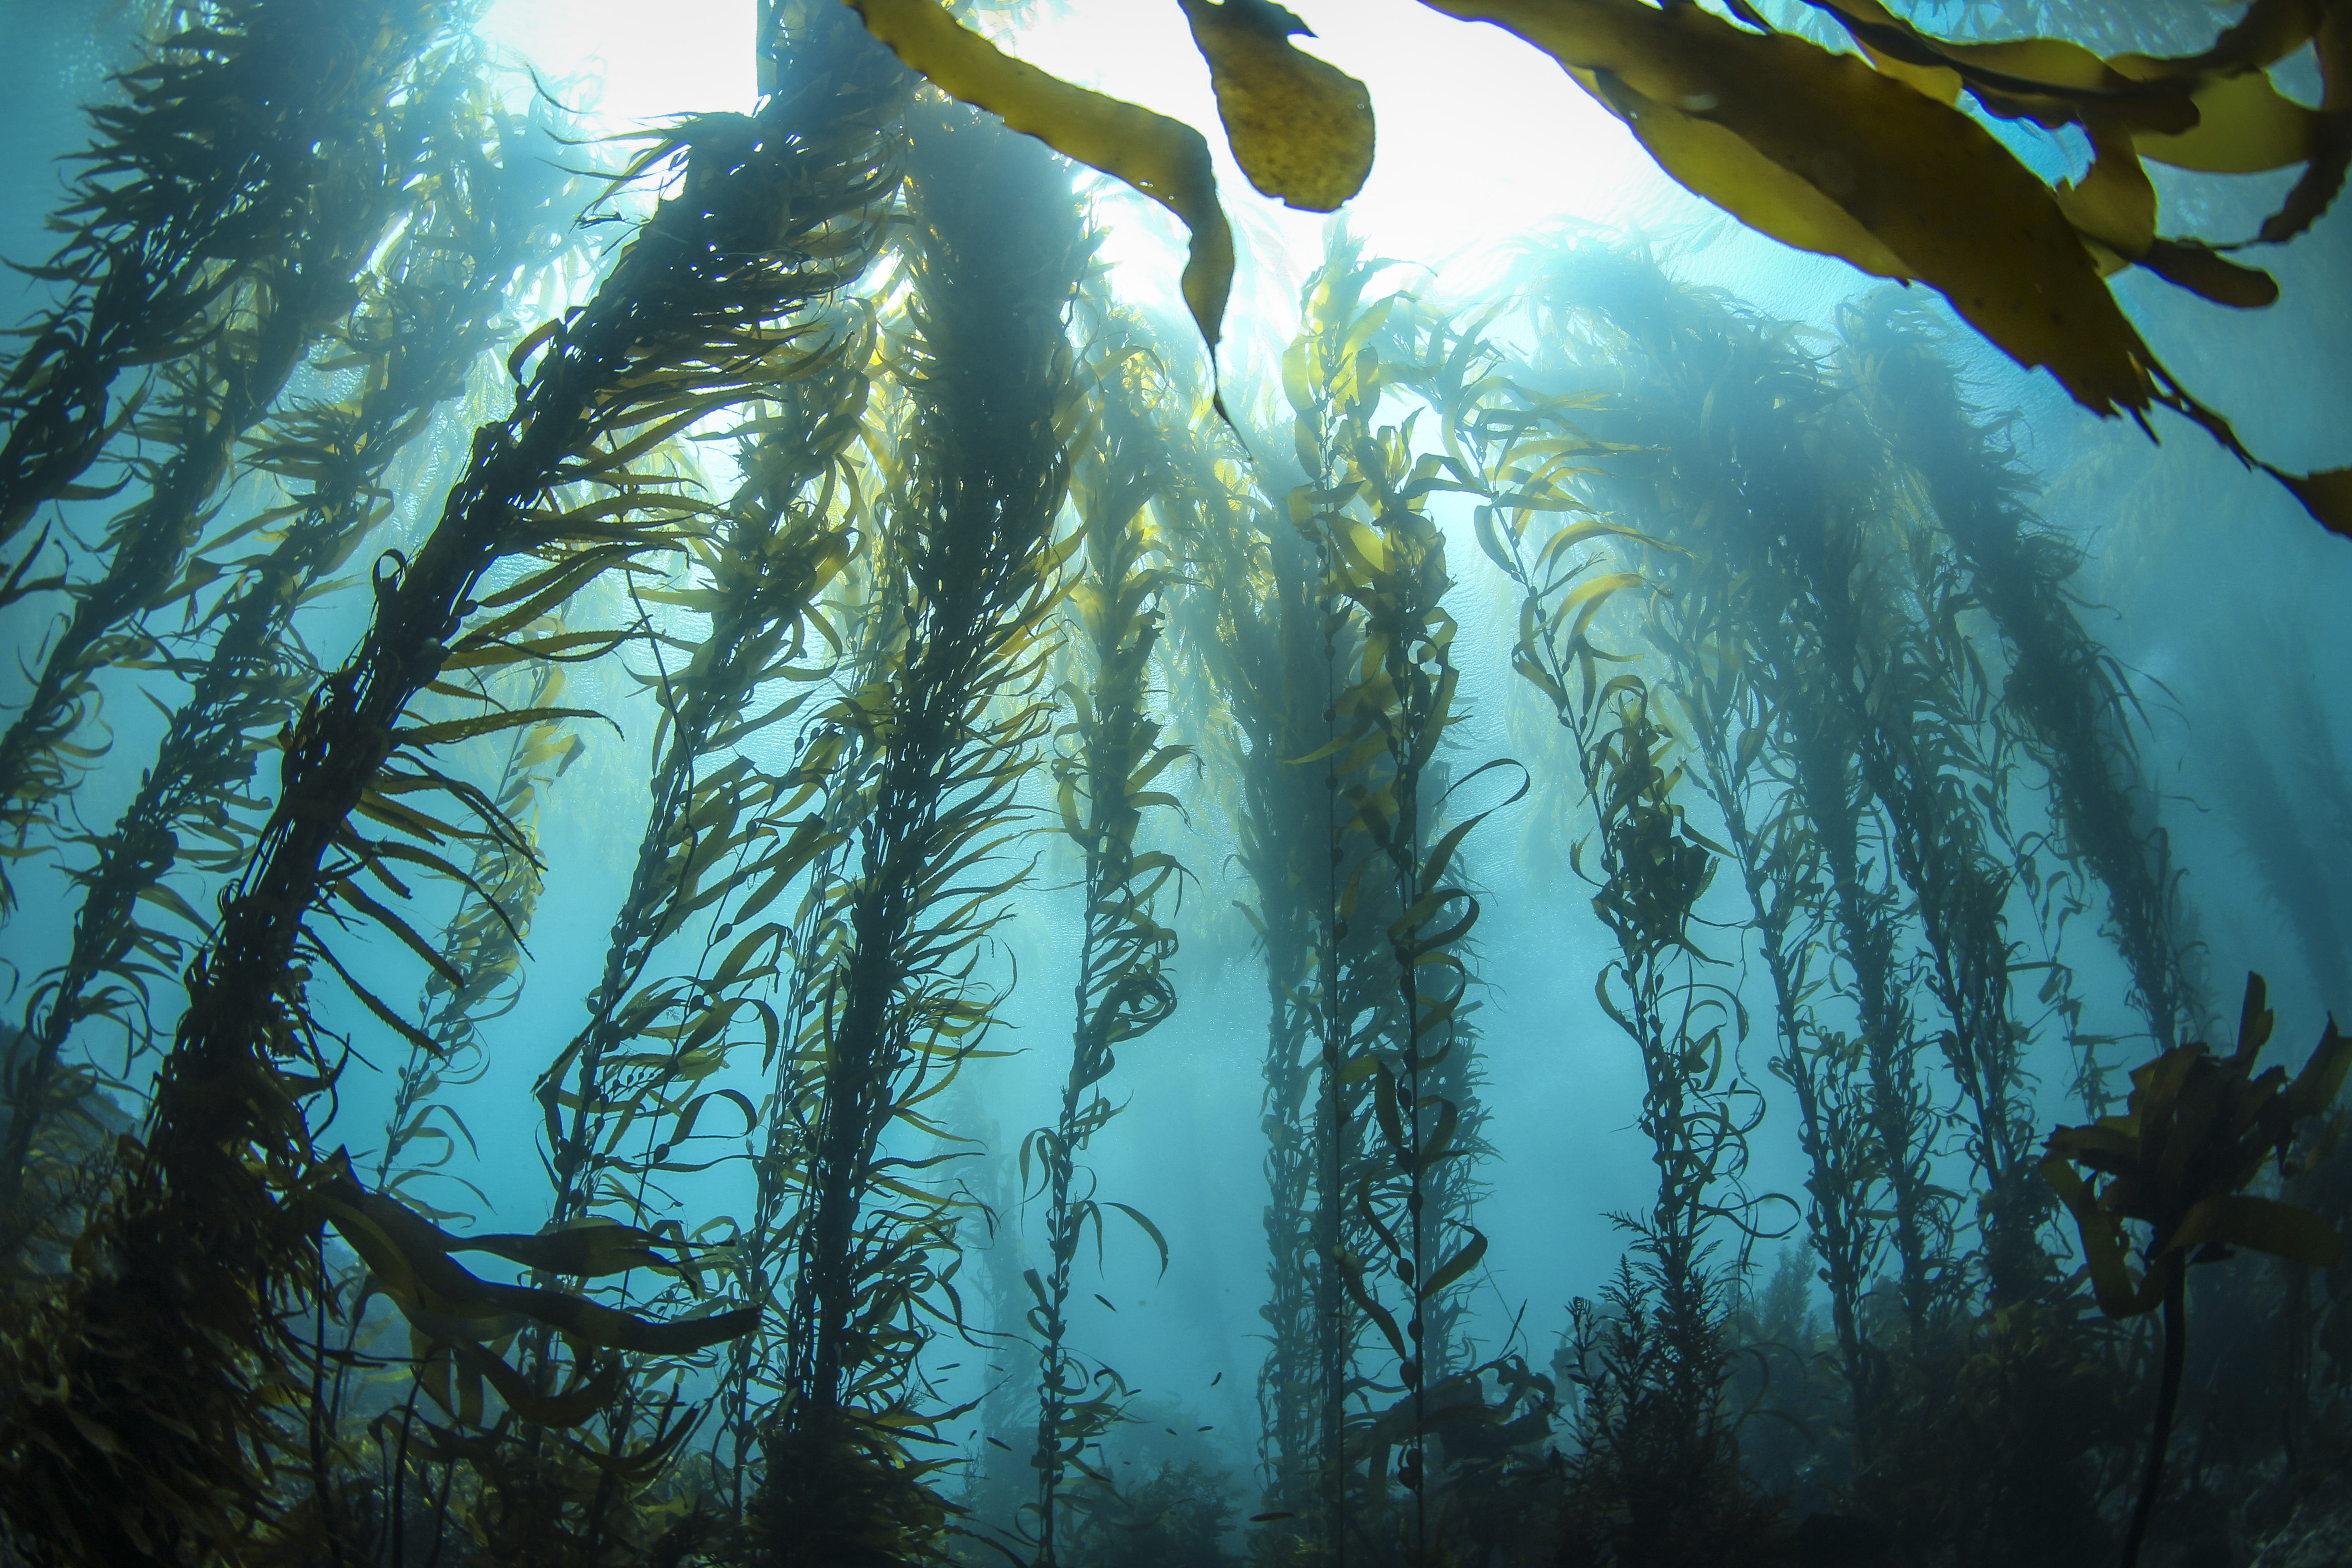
1155 370 1336 1544
843 0 2352 535
1276 233 1518 1563
0 4 491 912
0 4 2346 1566
0 0 467 574
1837 290 2203 1059
2044 974 2352 1567
1026 304 1188 1565
0 2 932 1551
752 97 1092 1565
0 74 578 1278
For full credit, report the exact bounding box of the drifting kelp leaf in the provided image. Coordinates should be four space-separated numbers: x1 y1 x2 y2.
2043 975 2352 1318
448 1220 684 1278
454 1340 626 1429
846 0 1233 355
1427 0 2151 415
332 878 466 987
1422 0 2351 532
397 705 606 749
2139 239 2280 307
2163 1192 2344 1266
1419 1225 1488 1300
1178 0 1375 212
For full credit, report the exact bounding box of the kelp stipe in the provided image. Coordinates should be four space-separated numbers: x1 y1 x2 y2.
1835 290 2203 1066
1264 232 1520 1565
524 42 902 1380
752 100 1092 1565
0 77 579 1279
1156 373 1334 1549
1482 244 1956 1349
1027 304 1187 1565
0 1 942 1549
0 4 490 912
1471 461 1780 1559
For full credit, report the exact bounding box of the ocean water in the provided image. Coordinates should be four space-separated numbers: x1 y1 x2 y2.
0 3 2349 1565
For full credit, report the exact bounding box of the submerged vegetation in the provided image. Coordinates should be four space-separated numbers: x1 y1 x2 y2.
1 1 2350 1567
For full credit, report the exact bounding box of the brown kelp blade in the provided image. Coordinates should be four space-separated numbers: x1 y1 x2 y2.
1179 0 1375 211
846 0 1234 358
1420 0 2350 535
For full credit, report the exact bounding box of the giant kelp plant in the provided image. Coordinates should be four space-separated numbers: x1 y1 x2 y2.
3 1 2352 1568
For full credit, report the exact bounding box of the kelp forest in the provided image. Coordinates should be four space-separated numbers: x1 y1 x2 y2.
4 0 2352 1564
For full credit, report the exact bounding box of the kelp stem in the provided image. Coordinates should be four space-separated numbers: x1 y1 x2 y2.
2122 1269 2187 1568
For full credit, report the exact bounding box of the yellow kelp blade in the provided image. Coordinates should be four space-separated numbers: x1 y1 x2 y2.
845 0 1234 354
1419 0 2352 535
1179 0 1375 211
1425 0 2152 413
1809 0 2347 245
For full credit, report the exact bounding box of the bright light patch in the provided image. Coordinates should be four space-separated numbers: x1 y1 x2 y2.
476 0 760 122
469 1 1665 317
1004 2 1660 311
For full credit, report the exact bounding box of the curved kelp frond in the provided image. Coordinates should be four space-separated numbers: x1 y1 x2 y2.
752 101 1093 1565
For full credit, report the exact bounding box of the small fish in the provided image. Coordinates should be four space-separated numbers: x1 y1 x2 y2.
1209 1372 1223 1387
1093 1293 1116 1312
1197 1425 1213 1432
986 1436 1012 1451
1250 1512 1298 1523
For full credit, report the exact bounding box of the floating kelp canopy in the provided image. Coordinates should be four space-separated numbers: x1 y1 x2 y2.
0 2 2349 1567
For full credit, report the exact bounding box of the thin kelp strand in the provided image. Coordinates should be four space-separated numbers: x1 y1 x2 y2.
1029 302 1186 1564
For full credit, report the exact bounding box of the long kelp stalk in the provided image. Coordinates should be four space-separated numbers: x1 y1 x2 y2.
722 518 900 1519
1432 300 1883 1438
1028 313 1185 1564
1501 245 1953 1338
1283 236 1511 1559
0 0 466 569
0 90 575 1270
758 103 1089 1562
1161 384 1333 1533
0 15 912 1553
531 291 890 1272
1838 291 2201 1055
0 16 488 904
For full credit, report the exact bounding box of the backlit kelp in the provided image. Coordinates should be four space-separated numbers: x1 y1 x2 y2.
1465 380 1783 1564
1837 292 2204 1063
755 99 1091 1563
0 3 902 1556
1156 372 1336 1544
1026 304 1186 1564
848 0 2352 536
1 3 2350 1566
0 0 491 912
0 0 465 574
0 76 578 1279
